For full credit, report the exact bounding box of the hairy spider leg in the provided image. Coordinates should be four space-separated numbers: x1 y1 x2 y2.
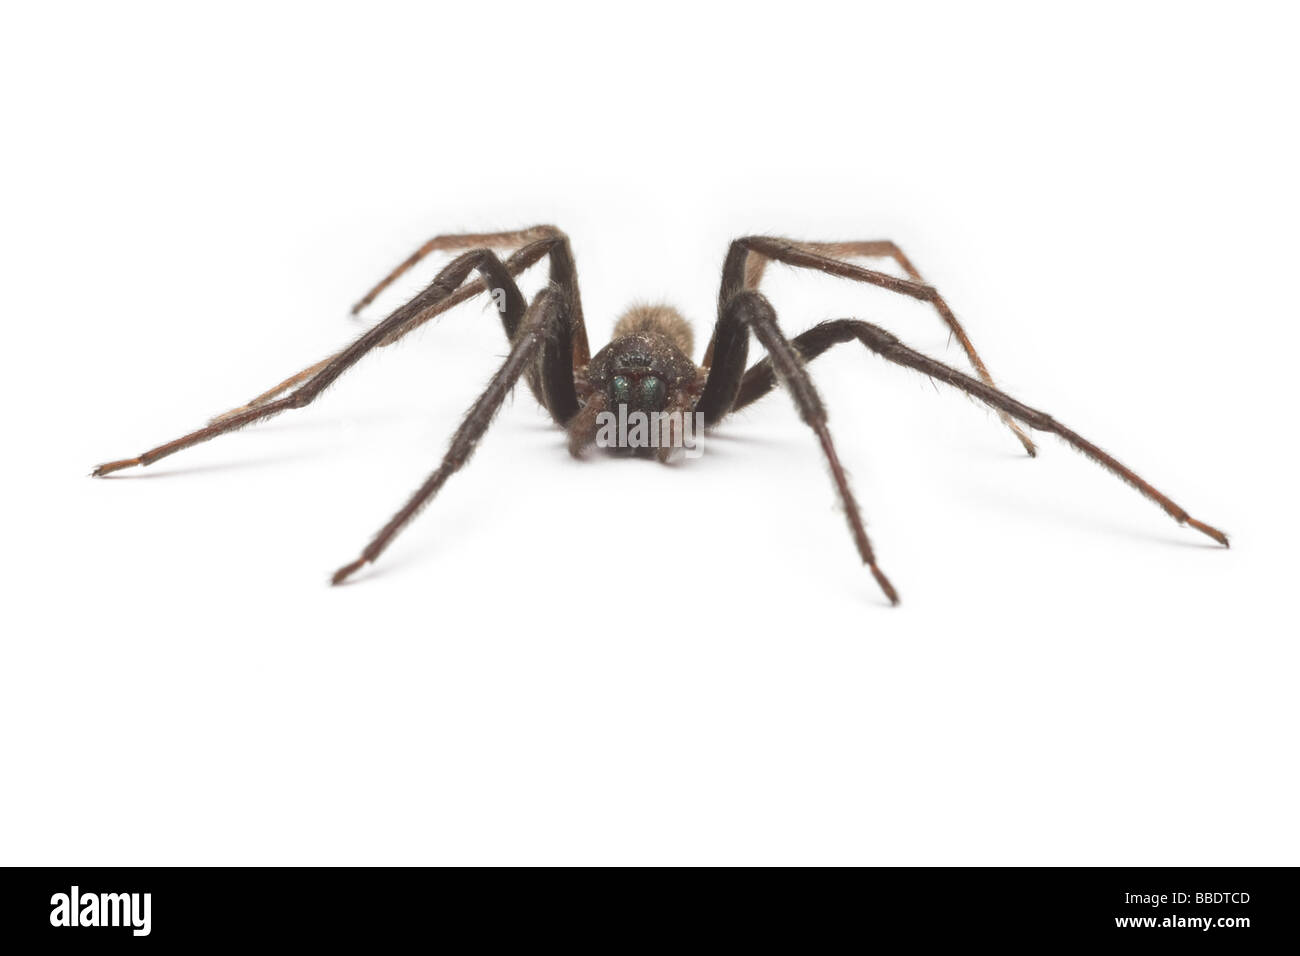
734 318 1229 548
351 222 564 316
743 239 924 287
211 231 587 423
331 287 573 585
722 236 1036 456
91 244 571 477
699 289 900 605
350 223 567 317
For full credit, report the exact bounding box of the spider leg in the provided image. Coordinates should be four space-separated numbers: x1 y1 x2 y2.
743 239 924 287
716 236 1037 457
210 235 575 423
735 318 1229 547
701 290 900 605
91 245 556 477
350 224 572 318
564 390 609 457
331 287 571 585
350 225 559 316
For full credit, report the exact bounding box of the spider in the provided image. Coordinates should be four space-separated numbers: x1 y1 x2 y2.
91 225 1228 603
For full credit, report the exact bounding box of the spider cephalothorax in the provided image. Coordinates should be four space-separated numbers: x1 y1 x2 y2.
570 305 703 457
92 225 1228 604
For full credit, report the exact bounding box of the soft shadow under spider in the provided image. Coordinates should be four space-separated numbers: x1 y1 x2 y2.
90 227 1228 605
954 471 1230 550
249 408 414 435
691 428 788 451
90 448 329 479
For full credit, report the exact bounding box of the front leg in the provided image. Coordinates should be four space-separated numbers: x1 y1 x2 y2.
697 290 899 605
331 288 572 584
736 318 1229 548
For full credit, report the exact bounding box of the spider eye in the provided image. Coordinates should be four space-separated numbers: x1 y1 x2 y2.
640 375 666 411
611 375 632 408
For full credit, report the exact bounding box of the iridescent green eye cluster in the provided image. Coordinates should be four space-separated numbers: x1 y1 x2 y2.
640 375 666 410
612 374 633 408
610 374 667 411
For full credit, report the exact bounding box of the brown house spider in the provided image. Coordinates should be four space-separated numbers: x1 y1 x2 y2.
92 225 1228 604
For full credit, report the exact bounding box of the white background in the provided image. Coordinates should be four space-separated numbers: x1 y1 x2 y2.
3 2 1296 865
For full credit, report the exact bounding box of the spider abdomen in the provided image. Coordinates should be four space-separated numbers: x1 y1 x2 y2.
611 303 694 357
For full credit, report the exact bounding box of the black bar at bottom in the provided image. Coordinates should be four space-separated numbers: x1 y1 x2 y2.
0 866 1293 946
